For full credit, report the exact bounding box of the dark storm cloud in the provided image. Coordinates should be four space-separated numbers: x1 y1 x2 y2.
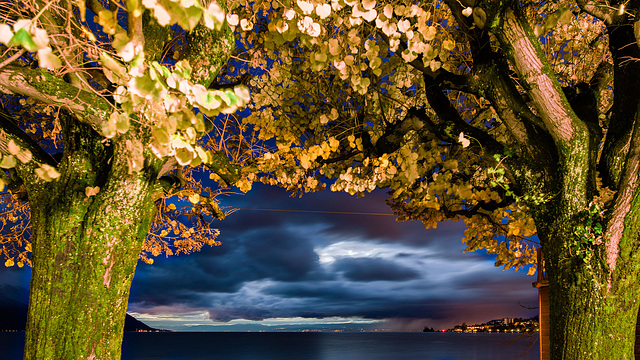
0 180 539 331
83 183 540 329
331 257 421 281
220 184 441 245
196 277 535 324
127 180 539 328
130 222 326 306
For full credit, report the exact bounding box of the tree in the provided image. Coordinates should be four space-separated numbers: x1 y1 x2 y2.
222 0 637 358
0 0 254 358
1 0 636 358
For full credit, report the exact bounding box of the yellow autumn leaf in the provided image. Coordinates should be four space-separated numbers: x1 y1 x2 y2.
85 186 100 197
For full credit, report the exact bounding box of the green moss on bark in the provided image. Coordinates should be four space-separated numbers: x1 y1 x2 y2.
23 119 159 360
184 23 235 87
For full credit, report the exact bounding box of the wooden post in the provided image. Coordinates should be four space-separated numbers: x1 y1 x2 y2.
635 307 640 359
533 248 550 360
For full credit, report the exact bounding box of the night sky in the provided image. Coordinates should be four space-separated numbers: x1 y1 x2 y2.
0 183 539 332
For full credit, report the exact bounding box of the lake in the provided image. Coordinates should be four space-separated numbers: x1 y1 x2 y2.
0 331 539 359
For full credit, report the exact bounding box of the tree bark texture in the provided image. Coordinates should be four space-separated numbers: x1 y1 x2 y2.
22 119 161 360
539 213 640 359
419 0 640 358
487 4 640 358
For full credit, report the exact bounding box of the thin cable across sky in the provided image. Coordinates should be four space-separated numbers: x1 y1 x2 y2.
236 208 395 216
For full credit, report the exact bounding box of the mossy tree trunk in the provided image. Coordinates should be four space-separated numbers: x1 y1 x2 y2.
19 115 162 360
490 5 640 358
0 2 236 358
419 1 640 357
538 209 640 359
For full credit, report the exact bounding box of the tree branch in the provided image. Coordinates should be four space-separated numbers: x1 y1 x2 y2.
0 109 56 166
496 6 594 213
496 8 581 146
598 20 640 190
417 79 504 158
603 101 640 282
576 0 621 25
184 22 235 87
0 107 57 195
0 65 112 133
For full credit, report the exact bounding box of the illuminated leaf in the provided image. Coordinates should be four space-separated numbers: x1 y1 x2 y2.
31 27 50 49
35 164 61 182
153 4 172 25
241 19 254 31
423 26 437 40
85 186 100 197
188 193 200 204
458 132 470 148
316 4 331 19
113 32 135 61
0 155 16 169
227 13 239 26
98 10 118 34
195 146 209 163
0 24 12 45
205 3 226 30
197 90 222 110
175 147 195 166
442 39 455 51
12 20 32 33
362 9 377 22
398 19 410 33
234 85 251 105
297 0 314 15
362 0 376 11
7 140 20 155
429 59 441 72
113 112 130 134
37 47 62 70
472 7 487 29
9 28 38 52
99 52 129 84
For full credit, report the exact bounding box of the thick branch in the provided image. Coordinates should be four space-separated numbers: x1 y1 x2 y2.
497 8 581 146
443 0 553 171
474 61 548 138
184 22 235 87
598 21 640 190
0 108 57 193
417 81 504 158
0 109 55 166
576 0 621 25
604 102 640 284
0 66 112 133
442 196 514 219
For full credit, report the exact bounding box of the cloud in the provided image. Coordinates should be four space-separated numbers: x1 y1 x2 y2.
331 257 421 281
0 181 540 332
126 183 539 330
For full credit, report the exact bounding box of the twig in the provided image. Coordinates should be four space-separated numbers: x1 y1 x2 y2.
0 49 26 71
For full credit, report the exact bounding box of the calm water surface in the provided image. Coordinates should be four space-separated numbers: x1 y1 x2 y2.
0 331 539 360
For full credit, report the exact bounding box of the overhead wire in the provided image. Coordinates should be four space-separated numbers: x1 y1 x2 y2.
235 208 395 216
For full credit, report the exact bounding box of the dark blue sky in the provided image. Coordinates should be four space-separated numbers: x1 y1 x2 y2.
0 183 538 331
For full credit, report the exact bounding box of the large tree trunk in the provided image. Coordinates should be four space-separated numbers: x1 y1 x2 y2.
486 5 640 358
22 118 160 360
538 193 640 359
